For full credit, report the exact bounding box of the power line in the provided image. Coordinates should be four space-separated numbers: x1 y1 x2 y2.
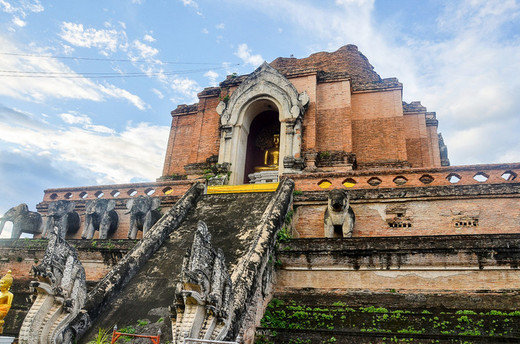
0 66 238 79
0 51 232 66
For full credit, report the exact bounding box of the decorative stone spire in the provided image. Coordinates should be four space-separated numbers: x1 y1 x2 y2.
171 221 232 343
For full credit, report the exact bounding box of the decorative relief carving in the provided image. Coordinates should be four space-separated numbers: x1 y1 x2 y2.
82 199 119 240
171 221 232 343
216 101 226 116
386 205 412 229
217 62 309 181
43 200 80 239
126 195 162 239
324 189 355 238
451 210 480 229
0 203 43 239
19 231 87 344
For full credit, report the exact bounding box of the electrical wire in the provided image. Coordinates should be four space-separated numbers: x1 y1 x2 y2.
0 52 229 65
0 52 240 78
0 66 230 78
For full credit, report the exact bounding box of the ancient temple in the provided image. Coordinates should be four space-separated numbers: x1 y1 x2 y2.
1 45 519 343
162 45 447 185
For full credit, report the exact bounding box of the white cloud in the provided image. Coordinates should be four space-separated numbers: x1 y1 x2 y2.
99 84 147 110
201 28 209 34
234 43 264 67
59 112 115 134
204 70 219 87
143 34 155 42
86 124 116 134
0 35 146 110
0 35 104 102
133 39 159 59
59 112 92 125
1 0 42 31
179 0 202 15
216 23 225 30
170 77 199 101
0 0 43 16
152 88 164 99
335 0 373 5
61 44 74 55
0 0 13 12
12 16 25 27
59 22 126 54
180 0 198 8
0 108 168 185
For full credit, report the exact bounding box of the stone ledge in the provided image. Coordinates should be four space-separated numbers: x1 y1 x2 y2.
0 238 138 250
170 103 198 116
294 183 520 202
279 233 520 252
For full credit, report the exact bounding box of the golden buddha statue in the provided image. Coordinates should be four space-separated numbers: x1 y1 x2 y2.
255 134 280 172
0 270 13 334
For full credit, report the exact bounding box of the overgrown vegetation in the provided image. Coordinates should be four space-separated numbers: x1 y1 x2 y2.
89 318 157 344
88 327 112 344
256 298 520 343
203 163 231 181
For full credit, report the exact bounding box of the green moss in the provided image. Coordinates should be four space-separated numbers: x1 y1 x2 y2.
258 298 520 340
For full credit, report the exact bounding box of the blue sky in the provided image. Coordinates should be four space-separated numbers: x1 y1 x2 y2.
1 0 519 222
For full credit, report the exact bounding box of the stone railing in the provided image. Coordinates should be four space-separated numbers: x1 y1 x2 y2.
42 180 195 202
287 163 520 191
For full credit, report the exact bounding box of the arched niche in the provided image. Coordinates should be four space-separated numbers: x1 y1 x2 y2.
217 62 309 185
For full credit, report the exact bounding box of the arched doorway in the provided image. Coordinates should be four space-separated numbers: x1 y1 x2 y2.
217 62 309 185
244 110 280 183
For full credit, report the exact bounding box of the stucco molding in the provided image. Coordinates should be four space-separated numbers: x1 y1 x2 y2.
216 63 309 183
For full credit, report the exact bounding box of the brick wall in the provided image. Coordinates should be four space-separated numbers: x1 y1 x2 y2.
163 110 197 175
291 173 520 238
404 113 429 167
277 235 520 293
351 90 408 164
160 47 447 178
316 80 352 152
193 96 221 163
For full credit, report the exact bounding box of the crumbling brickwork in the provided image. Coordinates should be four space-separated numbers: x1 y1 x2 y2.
160 45 445 180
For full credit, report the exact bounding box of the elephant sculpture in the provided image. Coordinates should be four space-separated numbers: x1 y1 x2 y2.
0 203 43 239
324 189 355 238
126 196 162 239
42 200 80 239
81 199 119 239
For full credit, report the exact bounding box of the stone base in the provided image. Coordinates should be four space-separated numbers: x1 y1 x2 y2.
208 175 228 186
248 171 279 184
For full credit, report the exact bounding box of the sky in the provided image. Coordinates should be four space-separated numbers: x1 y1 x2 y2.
1 0 519 223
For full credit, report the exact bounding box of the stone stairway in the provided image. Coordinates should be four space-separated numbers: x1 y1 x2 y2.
79 190 276 343
255 295 520 343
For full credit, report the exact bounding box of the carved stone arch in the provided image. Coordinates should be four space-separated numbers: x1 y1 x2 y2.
217 62 309 184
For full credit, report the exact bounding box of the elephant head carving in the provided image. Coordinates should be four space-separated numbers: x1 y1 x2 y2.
81 199 119 239
43 200 80 239
324 189 355 238
126 196 162 239
0 203 43 239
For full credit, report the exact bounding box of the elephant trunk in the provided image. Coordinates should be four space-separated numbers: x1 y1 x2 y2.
43 216 54 239
0 218 6 236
